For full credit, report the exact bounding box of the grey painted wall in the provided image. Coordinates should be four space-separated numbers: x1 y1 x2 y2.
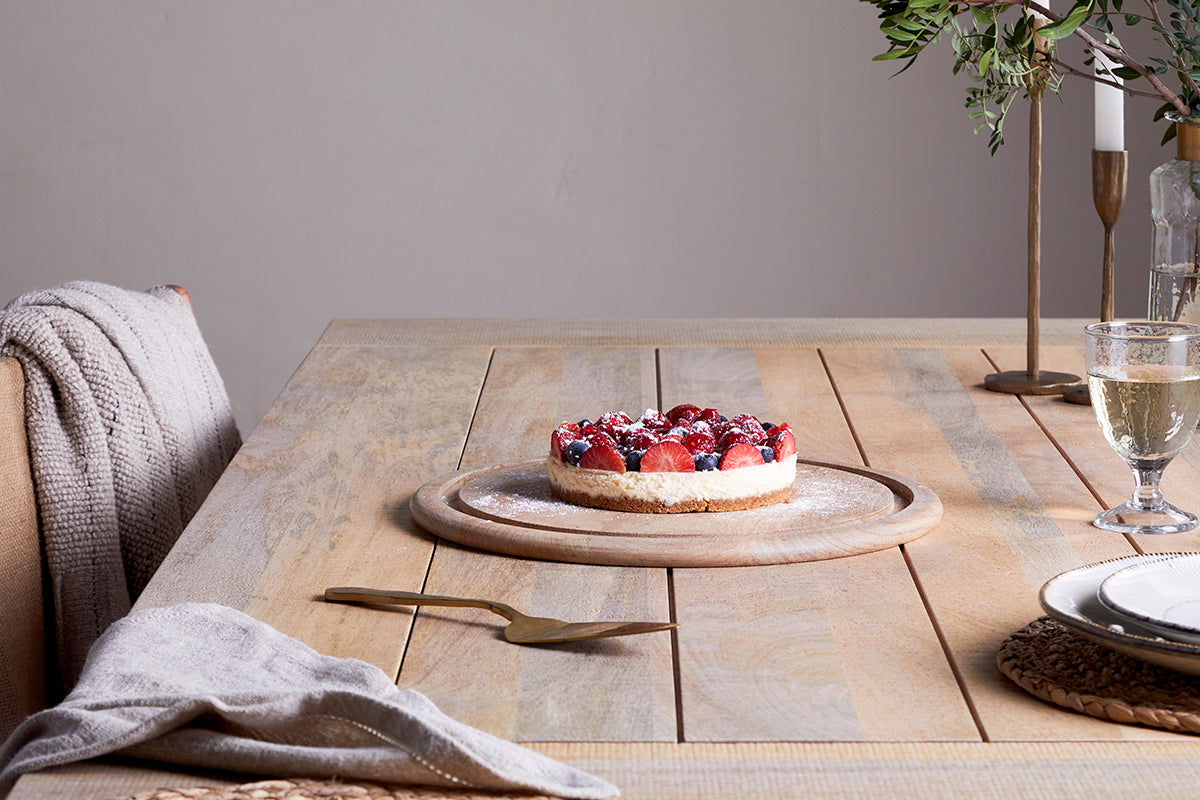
0 2 1171 430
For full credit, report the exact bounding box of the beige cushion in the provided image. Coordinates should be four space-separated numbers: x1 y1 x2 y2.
0 356 46 739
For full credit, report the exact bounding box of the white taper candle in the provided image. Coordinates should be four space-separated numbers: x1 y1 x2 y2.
1094 50 1125 151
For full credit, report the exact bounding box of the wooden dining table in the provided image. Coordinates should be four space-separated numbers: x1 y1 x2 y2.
13 317 1200 800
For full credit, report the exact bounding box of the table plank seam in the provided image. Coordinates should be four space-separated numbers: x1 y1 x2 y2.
900 543 989 742
665 567 685 744
817 348 869 467
821 344 988 742
457 348 498 472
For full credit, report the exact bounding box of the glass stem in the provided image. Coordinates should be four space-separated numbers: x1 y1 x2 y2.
1131 466 1166 510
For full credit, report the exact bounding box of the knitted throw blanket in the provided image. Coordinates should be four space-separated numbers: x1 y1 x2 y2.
0 282 241 687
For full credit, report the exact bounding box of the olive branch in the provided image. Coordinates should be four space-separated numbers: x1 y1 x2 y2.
864 0 1200 152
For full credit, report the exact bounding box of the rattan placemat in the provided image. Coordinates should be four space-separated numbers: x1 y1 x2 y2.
998 616 1200 734
110 778 556 800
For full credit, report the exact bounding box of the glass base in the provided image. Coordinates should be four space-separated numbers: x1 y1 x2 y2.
1094 501 1199 534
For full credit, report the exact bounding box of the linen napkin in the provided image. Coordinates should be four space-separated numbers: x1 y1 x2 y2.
0 604 618 799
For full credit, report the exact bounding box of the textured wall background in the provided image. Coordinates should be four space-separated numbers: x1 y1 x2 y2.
0 2 1167 429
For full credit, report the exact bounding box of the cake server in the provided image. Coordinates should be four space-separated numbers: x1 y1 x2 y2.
324 586 677 644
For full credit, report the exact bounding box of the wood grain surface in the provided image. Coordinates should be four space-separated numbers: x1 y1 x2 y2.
17 318 1200 800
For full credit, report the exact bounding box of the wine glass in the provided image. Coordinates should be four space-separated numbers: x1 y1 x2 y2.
1086 321 1200 534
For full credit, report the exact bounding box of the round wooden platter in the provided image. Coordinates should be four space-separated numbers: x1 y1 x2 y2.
409 459 942 567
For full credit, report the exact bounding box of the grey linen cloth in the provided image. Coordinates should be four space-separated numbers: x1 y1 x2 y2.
0 603 618 799
0 282 241 687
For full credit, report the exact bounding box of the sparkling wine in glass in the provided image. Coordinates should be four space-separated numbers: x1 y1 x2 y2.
1086 321 1200 534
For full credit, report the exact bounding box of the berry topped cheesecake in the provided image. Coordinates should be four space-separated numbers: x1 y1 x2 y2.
547 404 797 513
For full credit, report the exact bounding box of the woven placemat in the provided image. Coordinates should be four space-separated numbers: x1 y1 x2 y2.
109 778 556 800
997 616 1200 734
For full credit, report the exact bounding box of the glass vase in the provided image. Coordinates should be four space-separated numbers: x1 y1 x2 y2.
1149 117 1200 322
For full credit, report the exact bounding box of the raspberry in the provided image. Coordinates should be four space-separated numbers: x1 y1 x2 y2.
666 404 702 425
585 431 619 450
712 420 737 441
626 429 660 451
732 414 766 443
682 431 716 454
596 411 633 438
718 430 756 450
637 409 671 430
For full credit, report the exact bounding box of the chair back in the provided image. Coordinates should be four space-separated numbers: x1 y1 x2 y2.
0 356 46 740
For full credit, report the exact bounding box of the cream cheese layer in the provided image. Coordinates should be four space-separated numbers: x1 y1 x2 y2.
546 453 797 504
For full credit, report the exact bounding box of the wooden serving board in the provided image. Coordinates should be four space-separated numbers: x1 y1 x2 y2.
410 459 942 567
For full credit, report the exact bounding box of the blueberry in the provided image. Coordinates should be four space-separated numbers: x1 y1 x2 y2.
760 421 775 432
577 419 592 428
759 446 775 463
565 439 589 465
694 452 719 471
667 426 688 438
719 414 728 423
625 449 643 471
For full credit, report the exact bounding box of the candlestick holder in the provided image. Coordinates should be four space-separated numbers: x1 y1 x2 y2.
1064 149 1129 405
1094 149 1129 321
984 20 1082 395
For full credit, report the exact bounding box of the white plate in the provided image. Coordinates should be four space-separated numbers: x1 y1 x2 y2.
1039 554 1200 676
1098 553 1200 645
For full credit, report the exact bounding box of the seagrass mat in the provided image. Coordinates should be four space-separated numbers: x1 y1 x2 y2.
997 617 1200 734
108 778 556 800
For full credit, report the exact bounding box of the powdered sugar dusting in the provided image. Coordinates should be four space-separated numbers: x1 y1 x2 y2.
456 461 896 535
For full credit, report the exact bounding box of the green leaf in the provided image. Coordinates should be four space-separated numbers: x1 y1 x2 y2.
1038 0 1095 40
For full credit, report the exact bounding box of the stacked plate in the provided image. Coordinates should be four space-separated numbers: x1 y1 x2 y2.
1040 553 1200 676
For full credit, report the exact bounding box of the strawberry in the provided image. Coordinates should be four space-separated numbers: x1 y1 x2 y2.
579 442 626 472
718 442 765 470
767 429 797 460
551 426 581 461
666 403 701 425
765 422 793 437
697 407 723 426
682 431 716 454
639 439 696 472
